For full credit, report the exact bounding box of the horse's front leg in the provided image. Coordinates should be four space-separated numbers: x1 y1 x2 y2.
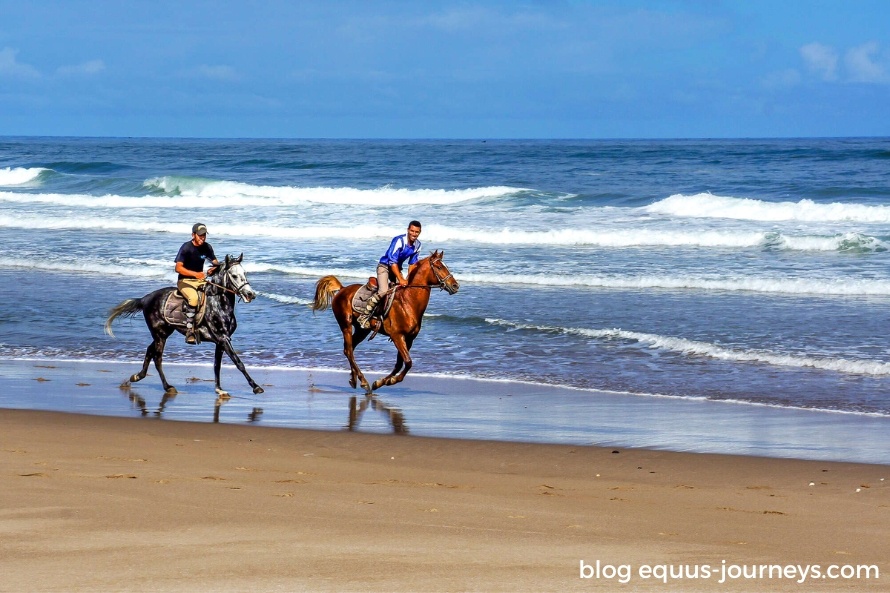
215 338 264 395
372 334 413 391
213 343 228 398
343 326 372 394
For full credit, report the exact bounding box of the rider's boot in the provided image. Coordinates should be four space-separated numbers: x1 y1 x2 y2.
184 305 198 344
357 293 381 329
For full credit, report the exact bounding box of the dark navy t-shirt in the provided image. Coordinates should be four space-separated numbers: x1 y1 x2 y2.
175 241 217 279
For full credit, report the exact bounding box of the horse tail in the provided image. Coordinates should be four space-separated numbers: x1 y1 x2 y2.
104 298 144 338
312 275 343 312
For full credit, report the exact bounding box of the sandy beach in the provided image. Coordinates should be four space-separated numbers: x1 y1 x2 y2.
2 401 888 591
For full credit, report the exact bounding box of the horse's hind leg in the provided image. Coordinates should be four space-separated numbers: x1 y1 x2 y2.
342 326 372 394
129 341 156 384
150 337 177 395
375 352 405 391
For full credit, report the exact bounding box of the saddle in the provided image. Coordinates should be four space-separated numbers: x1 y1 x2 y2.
352 277 397 322
162 289 208 328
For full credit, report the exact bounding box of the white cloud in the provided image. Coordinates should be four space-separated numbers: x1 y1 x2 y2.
800 42 838 81
0 47 40 78
845 42 888 83
57 59 106 77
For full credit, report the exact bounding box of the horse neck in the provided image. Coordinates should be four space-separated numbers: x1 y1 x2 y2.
206 272 235 310
404 262 434 312
407 259 436 287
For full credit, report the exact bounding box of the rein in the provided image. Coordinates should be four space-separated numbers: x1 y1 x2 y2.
205 265 250 299
205 279 238 295
398 259 454 292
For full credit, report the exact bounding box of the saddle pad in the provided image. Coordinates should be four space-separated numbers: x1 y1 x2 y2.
351 280 396 318
162 291 207 327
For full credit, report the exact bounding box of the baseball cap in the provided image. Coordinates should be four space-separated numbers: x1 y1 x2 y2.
192 223 208 236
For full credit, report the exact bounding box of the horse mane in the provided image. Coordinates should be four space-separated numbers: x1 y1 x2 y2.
407 250 442 284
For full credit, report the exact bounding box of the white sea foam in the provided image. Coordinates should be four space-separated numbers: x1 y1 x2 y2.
647 192 890 223
6 257 174 279
461 272 890 296
486 319 890 376
0 183 520 209
0 167 45 186
426 225 768 248
144 177 523 206
258 292 314 306
11 254 890 296
5 257 363 284
0 212 408 242
0 210 882 252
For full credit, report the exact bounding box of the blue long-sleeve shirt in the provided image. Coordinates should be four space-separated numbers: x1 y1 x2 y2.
378 234 422 270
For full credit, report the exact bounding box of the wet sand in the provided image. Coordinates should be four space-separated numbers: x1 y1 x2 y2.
2 359 889 464
1 391 889 590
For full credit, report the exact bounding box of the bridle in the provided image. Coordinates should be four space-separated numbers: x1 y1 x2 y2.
401 257 456 293
205 263 252 300
429 259 456 292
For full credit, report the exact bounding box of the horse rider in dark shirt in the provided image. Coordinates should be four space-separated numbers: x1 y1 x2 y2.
174 223 219 344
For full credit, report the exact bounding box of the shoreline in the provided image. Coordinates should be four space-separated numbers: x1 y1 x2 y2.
1 407 887 592
1 357 889 464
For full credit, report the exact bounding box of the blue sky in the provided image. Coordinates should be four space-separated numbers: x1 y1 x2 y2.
1 0 888 138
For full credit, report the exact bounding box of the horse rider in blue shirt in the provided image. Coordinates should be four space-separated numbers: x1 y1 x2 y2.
358 220 423 329
174 223 219 344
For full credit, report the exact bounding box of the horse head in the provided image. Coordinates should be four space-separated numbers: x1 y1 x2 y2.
426 250 459 295
218 253 256 302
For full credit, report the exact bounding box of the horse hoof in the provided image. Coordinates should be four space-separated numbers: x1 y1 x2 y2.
253 386 265 394
215 388 230 398
130 374 142 383
164 386 178 395
349 377 357 389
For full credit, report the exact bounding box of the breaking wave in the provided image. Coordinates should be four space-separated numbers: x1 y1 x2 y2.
0 167 46 186
647 193 890 223
144 177 523 206
486 319 890 376
0 211 884 252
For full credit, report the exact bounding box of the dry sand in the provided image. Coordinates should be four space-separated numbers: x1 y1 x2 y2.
1 408 887 592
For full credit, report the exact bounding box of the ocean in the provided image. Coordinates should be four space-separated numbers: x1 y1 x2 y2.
2 136 890 438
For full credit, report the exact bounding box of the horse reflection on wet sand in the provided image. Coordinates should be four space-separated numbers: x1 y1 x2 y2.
312 251 459 395
122 382 263 424
348 395 407 434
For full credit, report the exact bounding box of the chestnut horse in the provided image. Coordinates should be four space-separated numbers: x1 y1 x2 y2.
312 250 459 394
